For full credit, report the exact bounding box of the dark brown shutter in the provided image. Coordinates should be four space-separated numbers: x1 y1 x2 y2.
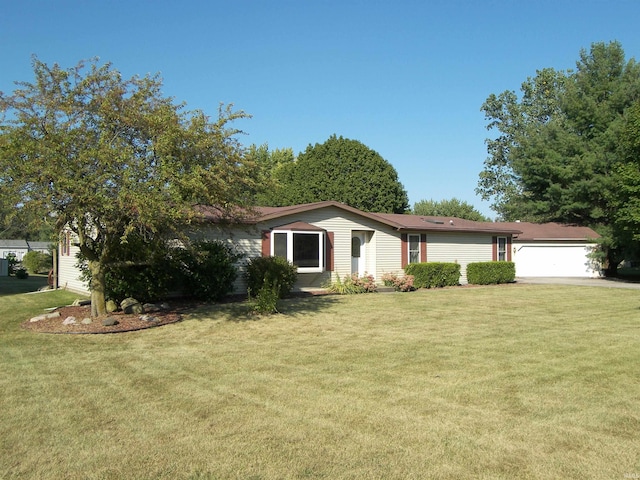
492 236 497 261
507 236 512 262
401 233 408 268
326 232 334 271
261 230 271 257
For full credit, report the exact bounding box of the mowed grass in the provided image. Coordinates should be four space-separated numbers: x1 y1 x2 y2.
1 285 639 479
0 275 49 296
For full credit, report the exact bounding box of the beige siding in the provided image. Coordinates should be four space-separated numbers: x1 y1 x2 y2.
258 206 401 288
58 242 90 295
196 225 261 293
426 233 494 284
200 206 403 293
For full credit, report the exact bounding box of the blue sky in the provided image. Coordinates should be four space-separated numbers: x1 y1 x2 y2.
2 0 640 218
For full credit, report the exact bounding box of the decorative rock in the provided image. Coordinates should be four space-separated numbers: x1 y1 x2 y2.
106 300 118 313
159 302 170 311
143 303 160 313
102 317 119 327
140 314 159 323
62 316 77 325
72 299 91 307
30 311 61 322
81 318 92 325
121 297 143 314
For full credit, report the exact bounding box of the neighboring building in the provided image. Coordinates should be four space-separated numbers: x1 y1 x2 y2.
498 222 601 278
0 239 53 262
0 239 30 261
27 241 53 255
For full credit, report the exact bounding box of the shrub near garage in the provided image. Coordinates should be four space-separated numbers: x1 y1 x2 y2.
467 261 515 285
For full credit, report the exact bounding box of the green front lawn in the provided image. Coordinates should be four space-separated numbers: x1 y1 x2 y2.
1 285 639 479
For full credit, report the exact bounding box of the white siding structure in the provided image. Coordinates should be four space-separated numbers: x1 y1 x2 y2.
55 202 524 296
426 233 495 284
57 231 90 295
498 222 602 278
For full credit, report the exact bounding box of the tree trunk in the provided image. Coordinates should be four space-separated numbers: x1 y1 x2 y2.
89 260 107 317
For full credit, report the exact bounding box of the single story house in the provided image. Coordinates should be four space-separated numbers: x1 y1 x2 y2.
0 239 53 262
57 201 522 295
0 239 30 261
56 201 603 296
497 221 601 278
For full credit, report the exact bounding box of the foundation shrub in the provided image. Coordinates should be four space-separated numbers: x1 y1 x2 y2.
467 261 516 285
404 262 460 288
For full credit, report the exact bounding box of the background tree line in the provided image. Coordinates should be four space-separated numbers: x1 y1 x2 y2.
3 41 640 317
477 41 640 273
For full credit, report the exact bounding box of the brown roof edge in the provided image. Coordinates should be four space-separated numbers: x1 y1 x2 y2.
196 202 523 234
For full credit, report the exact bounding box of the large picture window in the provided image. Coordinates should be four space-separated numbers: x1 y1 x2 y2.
271 230 325 273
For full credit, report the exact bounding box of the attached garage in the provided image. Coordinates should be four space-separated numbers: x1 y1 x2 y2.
498 222 602 278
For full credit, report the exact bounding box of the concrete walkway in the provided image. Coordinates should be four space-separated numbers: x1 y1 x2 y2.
516 277 640 289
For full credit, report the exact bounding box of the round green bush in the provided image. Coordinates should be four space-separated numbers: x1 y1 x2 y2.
245 256 297 299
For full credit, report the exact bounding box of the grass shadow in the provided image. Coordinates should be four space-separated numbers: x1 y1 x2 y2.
0 275 49 296
181 292 343 323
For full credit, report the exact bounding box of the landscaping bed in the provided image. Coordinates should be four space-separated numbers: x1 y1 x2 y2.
21 304 182 334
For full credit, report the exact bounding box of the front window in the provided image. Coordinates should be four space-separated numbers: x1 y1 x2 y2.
408 234 420 264
272 230 324 273
497 237 507 261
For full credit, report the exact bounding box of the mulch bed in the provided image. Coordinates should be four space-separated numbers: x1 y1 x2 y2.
21 304 183 334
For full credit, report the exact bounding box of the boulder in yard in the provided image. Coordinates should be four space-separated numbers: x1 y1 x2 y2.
121 297 143 314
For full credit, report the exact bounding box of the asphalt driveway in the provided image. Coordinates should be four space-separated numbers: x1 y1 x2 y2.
516 277 640 289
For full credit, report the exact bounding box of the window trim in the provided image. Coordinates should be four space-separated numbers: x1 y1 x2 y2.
271 229 325 273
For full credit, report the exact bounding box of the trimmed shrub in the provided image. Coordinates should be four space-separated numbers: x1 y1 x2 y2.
404 262 460 288
79 236 242 304
78 234 182 304
102 262 175 304
326 273 377 294
245 256 297 299
177 240 242 301
22 250 53 274
467 261 515 285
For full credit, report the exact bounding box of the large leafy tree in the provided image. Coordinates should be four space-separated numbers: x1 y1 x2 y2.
271 135 409 213
611 100 640 260
0 57 257 315
244 143 295 206
477 42 640 271
413 198 491 221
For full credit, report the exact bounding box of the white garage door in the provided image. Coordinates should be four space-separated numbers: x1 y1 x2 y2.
515 244 595 277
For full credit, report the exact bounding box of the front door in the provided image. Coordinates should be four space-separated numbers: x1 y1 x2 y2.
351 232 366 276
